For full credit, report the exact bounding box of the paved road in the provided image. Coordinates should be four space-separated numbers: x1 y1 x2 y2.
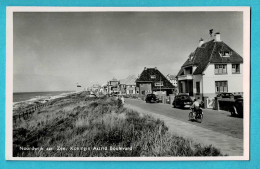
125 98 243 139
124 98 244 156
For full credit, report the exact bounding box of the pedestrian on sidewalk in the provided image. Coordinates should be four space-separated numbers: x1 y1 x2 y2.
121 95 125 105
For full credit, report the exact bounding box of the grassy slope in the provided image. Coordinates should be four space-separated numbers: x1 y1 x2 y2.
13 94 222 157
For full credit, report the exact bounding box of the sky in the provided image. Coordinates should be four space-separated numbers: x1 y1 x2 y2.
13 11 243 92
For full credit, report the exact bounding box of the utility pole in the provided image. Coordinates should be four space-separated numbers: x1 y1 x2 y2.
160 76 162 94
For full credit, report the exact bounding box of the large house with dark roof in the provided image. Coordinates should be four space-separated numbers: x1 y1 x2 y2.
176 32 243 104
136 67 175 96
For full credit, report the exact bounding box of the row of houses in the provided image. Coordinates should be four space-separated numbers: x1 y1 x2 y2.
87 31 243 109
88 71 178 97
105 76 137 95
86 76 138 95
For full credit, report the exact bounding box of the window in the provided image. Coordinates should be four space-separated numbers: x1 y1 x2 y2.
150 75 156 79
196 82 200 94
232 64 240 74
129 90 133 94
215 64 227 74
155 82 163 87
220 50 232 57
215 81 228 93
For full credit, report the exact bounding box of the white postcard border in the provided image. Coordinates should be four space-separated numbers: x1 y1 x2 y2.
5 6 250 161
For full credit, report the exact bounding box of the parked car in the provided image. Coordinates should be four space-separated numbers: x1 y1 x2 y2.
172 94 193 109
86 93 97 98
145 94 159 103
230 97 243 117
217 92 234 98
217 92 242 99
110 92 120 97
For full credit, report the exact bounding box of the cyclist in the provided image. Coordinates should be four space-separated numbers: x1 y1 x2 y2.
191 99 200 119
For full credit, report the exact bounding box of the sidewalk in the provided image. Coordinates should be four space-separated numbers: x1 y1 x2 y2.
125 103 243 156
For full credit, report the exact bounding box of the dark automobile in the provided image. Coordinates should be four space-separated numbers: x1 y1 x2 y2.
217 92 242 99
145 94 159 103
217 92 234 98
230 97 243 117
172 94 193 108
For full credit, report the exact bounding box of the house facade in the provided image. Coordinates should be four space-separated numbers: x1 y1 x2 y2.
91 84 101 93
100 83 108 95
107 78 120 94
136 67 175 96
126 84 136 95
119 75 137 95
118 84 126 94
176 33 243 106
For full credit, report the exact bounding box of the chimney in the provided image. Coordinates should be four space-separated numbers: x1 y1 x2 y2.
214 32 221 42
154 67 157 70
144 67 147 70
199 38 204 47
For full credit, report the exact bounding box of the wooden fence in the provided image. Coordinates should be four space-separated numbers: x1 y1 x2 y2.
13 102 51 123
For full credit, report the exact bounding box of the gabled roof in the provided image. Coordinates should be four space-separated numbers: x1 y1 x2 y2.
166 74 177 80
136 68 175 89
177 40 243 76
120 75 137 85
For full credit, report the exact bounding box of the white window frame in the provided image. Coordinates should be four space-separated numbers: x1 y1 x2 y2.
215 64 227 74
155 82 163 87
215 81 228 93
150 75 156 79
232 64 240 74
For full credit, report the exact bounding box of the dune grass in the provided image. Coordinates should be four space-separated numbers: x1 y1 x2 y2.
13 95 222 157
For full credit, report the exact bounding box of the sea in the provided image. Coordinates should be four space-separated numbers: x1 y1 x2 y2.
13 91 73 103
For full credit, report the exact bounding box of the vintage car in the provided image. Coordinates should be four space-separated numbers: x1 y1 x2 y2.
217 92 242 100
145 94 159 103
172 94 193 109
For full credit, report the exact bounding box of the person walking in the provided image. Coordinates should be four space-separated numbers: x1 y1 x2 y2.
121 96 125 105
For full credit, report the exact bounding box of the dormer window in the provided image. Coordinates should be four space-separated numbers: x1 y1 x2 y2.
184 66 192 75
220 50 232 57
150 75 156 79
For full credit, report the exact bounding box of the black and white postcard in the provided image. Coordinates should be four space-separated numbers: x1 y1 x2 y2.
6 7 250 161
